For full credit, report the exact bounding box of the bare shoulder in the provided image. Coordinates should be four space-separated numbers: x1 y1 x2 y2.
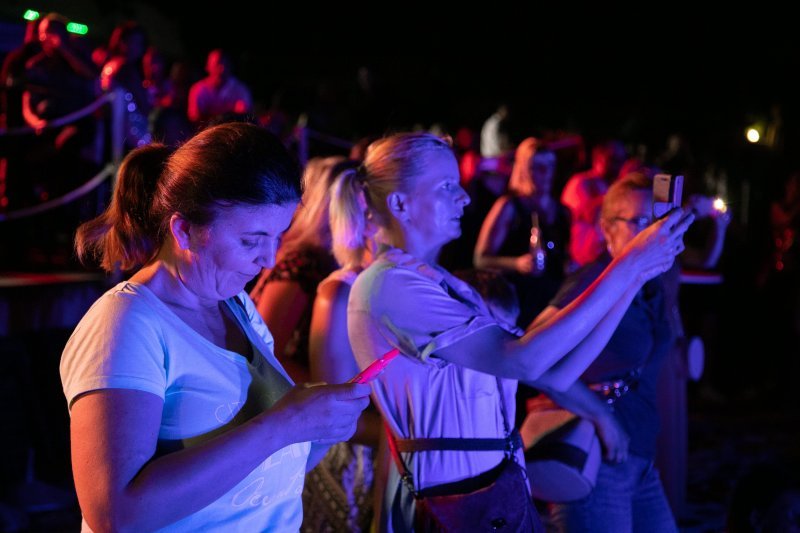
316 277 352 307
492 194 515 214
484 194 514 226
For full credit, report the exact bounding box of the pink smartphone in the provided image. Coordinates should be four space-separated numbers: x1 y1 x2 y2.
348 348 400 384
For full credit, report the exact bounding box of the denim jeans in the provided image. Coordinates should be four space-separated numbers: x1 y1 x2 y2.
547 454 677 533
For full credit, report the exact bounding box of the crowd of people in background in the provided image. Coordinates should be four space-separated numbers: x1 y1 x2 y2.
1 10 799 533
0 14 256 210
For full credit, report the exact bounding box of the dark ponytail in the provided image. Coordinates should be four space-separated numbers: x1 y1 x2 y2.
75 144 171 272
76 122 301 273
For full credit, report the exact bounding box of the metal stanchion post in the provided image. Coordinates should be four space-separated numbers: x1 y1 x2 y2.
110 89 125 181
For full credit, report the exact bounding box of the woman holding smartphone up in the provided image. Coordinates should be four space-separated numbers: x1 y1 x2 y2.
334 133 692 531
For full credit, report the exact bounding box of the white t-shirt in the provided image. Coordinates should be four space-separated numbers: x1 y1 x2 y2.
61 281 310 532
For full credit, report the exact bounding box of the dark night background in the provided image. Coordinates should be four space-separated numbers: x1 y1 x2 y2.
3 2 798 142
3 1 798 298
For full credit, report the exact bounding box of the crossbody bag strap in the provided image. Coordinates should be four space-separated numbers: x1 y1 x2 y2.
495 377 512 439
393 434 522 453
384 422 420 498
384 377 522 498
384 274 522 495
385 423 524 499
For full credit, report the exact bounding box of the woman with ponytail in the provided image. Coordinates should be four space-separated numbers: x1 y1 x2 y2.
301 166 382 531
74 142 169 272
338 132 693 530
61 123 370 532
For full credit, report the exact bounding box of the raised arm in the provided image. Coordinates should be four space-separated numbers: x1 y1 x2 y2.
681 196 731 269
435 209 693 388
525 274 641 390
44 33 96 80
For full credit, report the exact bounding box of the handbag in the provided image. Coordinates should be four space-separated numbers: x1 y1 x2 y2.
385 379 543 532
520 394 601 503
411 458 539 532
520 373 643 503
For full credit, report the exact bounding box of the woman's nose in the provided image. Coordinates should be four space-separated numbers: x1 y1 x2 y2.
457 185 471 207
256 240 278 269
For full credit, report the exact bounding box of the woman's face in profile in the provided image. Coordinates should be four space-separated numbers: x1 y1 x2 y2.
182 202 297 301
601 190 652 258
404 151 470 249
530 153 556 196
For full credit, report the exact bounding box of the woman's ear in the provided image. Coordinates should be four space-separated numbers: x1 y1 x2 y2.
169 213 192 250
386 191 409 222
599 217 613 244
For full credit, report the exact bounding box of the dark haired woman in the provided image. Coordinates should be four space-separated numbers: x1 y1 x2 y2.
61 123 369 531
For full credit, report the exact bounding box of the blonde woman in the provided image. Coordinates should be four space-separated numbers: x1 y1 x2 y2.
302 166 382 531
251 156 353 382
334 132 692 530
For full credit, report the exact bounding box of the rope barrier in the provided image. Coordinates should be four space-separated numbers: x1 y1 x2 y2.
0 163 115 222
0 92 353 222
0 92 116 137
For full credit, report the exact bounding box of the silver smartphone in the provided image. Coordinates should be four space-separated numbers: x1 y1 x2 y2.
653 174 684 219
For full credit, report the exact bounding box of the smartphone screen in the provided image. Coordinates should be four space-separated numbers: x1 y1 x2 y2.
348 348 400 384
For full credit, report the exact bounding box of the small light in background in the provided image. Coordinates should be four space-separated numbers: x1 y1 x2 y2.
746 128 761 143
67 22 88 35
712 198 727 213
24 10 88 35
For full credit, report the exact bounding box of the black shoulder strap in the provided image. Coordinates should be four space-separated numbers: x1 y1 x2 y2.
384 378 521 497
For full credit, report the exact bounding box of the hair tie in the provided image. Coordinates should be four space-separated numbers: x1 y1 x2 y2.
355 165 368 188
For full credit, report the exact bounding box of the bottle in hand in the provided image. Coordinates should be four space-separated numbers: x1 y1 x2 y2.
530 212 547 276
